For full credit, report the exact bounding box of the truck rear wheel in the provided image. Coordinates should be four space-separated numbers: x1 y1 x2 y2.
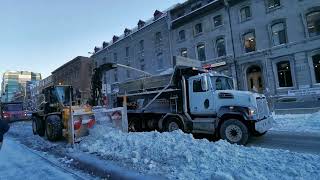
45 115 62 141
220 119 249 145
128 117 142 132
165 117 183 132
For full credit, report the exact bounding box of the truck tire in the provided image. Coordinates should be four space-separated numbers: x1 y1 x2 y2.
45 115 62 141
165 117 183 132
128 117 142 132
220 119 249 145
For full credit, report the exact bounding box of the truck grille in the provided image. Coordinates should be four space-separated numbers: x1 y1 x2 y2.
256 97 269 119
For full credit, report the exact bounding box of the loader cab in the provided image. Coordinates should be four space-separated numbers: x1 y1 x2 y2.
188 73 234 115
43 85 73 113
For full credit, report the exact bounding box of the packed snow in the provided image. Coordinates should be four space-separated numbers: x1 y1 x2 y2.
0 138 78 180
272 112 320 133
79 119 320 180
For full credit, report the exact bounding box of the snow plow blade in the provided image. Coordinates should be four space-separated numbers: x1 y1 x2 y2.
93 106 128 133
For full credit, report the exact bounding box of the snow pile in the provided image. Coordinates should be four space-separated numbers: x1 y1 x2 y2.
80 121 320 180
273 112 320 133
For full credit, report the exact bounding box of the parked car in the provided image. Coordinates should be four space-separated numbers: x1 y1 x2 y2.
1 102 28 122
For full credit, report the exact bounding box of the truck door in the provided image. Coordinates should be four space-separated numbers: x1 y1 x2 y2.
189 76 215 115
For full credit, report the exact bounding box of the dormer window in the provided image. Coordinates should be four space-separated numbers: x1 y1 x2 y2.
113 35 119 43
124 28 131 36
138 20 146 29
154 10 163 20
102 41 109 48
94 47 100 53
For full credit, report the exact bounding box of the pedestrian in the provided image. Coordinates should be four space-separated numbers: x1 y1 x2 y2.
0 119 10 150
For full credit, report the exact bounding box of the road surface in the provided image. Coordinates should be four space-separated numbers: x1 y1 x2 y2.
248 130 320 155
0 138 87 180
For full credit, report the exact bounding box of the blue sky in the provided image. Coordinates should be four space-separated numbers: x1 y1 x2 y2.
0 0 184 82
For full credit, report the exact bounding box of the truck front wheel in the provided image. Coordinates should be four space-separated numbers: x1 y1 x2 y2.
220 119 249 145
45 115 62 141
165 117 183 132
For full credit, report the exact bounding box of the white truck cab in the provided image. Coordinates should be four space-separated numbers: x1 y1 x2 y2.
187 72 273 144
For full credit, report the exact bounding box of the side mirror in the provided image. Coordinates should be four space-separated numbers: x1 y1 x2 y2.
201 76 209 91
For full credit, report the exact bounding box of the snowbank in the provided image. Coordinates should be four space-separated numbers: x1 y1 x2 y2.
272 112 320 133
80 121 320 180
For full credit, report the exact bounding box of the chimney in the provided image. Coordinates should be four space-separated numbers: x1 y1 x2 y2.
124 28 132 36
153 10 163 20
102 41 109 48
138 20 146 29
113 35 119 43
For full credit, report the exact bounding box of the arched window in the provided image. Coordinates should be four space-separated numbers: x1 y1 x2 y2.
306 11 320 37
312 53 320 83
277 61 293 87
271 22 287 46
157 53 164 69
196 43 206 61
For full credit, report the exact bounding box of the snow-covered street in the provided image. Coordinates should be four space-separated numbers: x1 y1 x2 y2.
3 112 320 180
0 138 83 180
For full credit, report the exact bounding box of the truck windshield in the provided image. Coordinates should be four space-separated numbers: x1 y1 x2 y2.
3 104 23 111
212 76 234 90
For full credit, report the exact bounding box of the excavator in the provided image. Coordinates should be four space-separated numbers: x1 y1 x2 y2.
32 85 95 142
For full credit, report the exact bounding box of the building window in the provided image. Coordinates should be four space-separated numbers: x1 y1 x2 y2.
139 40 144 52
126 64 131 78
277 61 293 87
271 22 287 46
196 43 206 61
114 69 118 82
125 47 129 57
155 32 162 45
312 53 320 83
113 53 118 63
306 11 320 37
194 23 203 35
140 59 145 71
180 48 188 57
213 15 223 27
179 30 186 41
243 31 256 53
157 53 164 69
216 38 226 57
267 0 280 9
240 6 252 22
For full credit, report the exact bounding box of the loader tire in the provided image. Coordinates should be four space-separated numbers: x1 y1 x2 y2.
220 119 249 145
35 117 45 137
45 115 62 141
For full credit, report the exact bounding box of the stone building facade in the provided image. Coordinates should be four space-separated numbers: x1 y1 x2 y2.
92 0 320 104
52 56 93 104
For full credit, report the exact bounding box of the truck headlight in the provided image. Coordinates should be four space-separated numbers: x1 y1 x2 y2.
248 107 257 116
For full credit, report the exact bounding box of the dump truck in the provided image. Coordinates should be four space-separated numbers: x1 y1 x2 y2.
106 56 273 145
32 85 95 142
